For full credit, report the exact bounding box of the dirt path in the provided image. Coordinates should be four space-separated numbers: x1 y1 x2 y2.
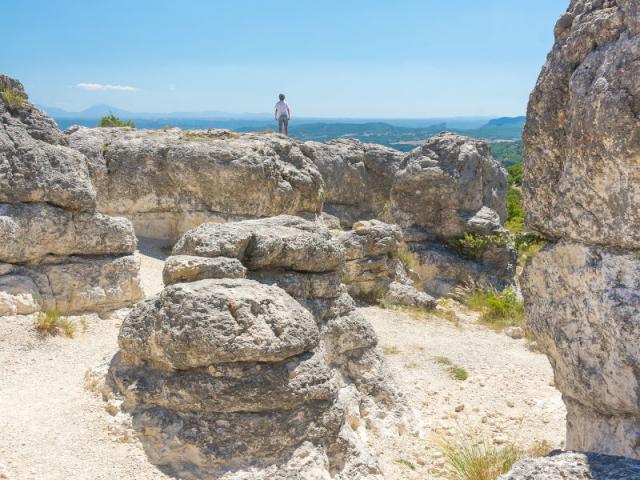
0 241 564 479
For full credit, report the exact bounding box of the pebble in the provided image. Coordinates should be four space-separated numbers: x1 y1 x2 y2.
454 404 465 412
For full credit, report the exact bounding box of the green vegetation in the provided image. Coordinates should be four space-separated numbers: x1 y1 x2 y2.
513 233 548 267
434 356 468 381
505 186 525 233
448 233 509 260
394 459 417 471
1 88 27 110
491 140 522 167
98 112 135 128
465 287 524 331
435 435 522 480
34 308 78 338
506 162 523 186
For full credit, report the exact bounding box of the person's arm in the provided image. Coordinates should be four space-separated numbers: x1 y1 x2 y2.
287 104 291 120
274 106 278 120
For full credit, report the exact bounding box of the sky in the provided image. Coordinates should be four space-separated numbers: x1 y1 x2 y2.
2 0 568 118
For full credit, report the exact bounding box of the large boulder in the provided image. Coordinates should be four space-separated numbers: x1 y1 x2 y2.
0 75 95 210
67 127 325 240
110 215 404 478
522 242 640 458
308 139 403 227
0 74 143 315
500 451 640 480
523 0 640 249
387 132 508 239
521 0 640 460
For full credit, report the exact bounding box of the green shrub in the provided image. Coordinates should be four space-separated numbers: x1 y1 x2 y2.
98 113 135 128
465 287 525 331
505 186 525 233
1 88 27 110
397 241 420 270
513 233 547 267
506 163 523 186
448 233 510 260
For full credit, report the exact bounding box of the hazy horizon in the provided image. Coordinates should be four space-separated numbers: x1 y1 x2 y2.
5 0 568 117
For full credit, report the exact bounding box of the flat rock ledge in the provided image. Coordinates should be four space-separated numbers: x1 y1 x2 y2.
110 215 409 479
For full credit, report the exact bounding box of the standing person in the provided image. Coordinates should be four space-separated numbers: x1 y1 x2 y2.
274 94 291 136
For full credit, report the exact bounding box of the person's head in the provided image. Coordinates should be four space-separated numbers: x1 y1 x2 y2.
279 93 285 101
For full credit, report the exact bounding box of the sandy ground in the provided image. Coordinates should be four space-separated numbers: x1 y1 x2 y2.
0 241 565 479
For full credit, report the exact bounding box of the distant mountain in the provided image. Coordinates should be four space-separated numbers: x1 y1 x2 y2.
38 104 272 120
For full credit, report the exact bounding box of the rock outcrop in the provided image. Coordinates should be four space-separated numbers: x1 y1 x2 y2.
67 127 325 241
521 0 640 459
110 215 405 478
0 75 143 315
337 220 435 309
65 125 513 296
500 451 640 480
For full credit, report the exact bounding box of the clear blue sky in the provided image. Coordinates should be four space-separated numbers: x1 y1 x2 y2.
3 0 568 118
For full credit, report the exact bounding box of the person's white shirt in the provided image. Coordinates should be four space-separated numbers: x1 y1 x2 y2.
275 100 290 118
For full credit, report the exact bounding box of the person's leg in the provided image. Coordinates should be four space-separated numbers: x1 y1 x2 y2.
278 116 283 134
284 117 289 136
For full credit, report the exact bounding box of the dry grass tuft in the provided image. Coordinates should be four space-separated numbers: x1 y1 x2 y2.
434 356 468 381
435 435 522 480
33 309 79 338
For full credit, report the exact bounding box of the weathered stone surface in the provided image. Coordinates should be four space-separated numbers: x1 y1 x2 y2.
522 241 640 457
119 278 320 370
382 281 436 310
500 451 640 480
387 133 507 239
0 203 136 263
111 350 338 413
0 275 41 315
523 0 640 249
0 74 143 316
173 215 345 273
110 215 399 478
412 240 516 298
339 220 402 260
131 401 344 472
249 271 343 300
162 255 246 286
0 76 95 210
308 139 403 227
66 127 324 238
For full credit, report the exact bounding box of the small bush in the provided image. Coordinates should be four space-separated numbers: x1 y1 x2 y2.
98 113 135 128
514 233 547 267
1 88 27 110
466 287 525 331
448 233 510 260
434 356 468 381
34 308 62 336
33 308 78 338
436 436 522 480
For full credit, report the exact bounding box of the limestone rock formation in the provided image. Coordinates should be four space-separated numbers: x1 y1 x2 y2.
110 215 404 478
0 74 143 315
521 0 640 460
500 451 640 480
523 0 640 249
337 220 435 308
67 127 325 241
387 133 507 239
